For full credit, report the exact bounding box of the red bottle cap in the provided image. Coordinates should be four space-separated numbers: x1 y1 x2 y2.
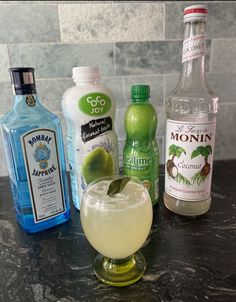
184 5 208 23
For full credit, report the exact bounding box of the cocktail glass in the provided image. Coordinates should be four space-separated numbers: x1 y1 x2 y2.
80 176 153 287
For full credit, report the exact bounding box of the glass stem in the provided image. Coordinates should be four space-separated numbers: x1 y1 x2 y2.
103 256 136 274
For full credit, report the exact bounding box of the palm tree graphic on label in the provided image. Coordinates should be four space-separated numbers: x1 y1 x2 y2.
191 145 212 185
166 144 191 186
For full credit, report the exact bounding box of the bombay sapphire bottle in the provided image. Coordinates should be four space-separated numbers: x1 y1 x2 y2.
0 67 70 232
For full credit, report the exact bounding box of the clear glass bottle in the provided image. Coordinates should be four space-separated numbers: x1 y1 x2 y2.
0 67 70 232
164 5 219 216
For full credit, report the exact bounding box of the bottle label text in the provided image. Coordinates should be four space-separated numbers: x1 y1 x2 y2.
21 129 66 223
165 120 216 201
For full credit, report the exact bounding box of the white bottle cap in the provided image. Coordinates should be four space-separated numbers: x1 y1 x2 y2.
72 66 101 81
183 5 208 23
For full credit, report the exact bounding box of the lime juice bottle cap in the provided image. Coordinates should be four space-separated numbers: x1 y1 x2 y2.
131 85 150 102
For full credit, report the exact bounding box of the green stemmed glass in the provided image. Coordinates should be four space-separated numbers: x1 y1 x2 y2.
80 176 153 287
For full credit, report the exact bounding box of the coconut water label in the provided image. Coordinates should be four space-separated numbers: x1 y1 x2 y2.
123 145 159 205
21 129 66 222
165 119 216 201
71 92 119 209
79 92 111 116
182 34 206 63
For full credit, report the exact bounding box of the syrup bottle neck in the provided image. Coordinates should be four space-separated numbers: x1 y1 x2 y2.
179 20 207 92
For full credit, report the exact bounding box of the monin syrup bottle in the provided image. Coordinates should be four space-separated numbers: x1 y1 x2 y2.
164 5 219 216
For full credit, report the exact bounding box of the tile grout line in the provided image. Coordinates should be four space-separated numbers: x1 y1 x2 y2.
163 2 165 41
163 74 166 106
1 73 236 83
6 44 12 68
113 43 116 77
57 3 63 44
3 38 235 47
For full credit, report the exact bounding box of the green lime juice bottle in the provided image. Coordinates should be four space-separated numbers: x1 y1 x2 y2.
123 85 159 205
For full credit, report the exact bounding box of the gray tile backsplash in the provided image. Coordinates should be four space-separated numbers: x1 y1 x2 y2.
207 74 236 104
165 2 236 40
0 4 60 43
0 45 10 81
215 131 236 160
0 0 235 176
114 108 126 140
115 41 182 75
103 77 125 108
8 43 115 79
59 2 163 42
115 40 211 76
216 105 236 134
211 40 236 73
123 75 164 107
0 82 12 114
36 79 73 112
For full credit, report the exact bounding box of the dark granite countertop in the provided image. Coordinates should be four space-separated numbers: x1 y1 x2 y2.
0 160 236 302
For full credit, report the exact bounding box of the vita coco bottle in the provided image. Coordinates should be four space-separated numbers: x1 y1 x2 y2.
123 85 159 205
62 66 119 210
164 5 219 216
0 67 70 232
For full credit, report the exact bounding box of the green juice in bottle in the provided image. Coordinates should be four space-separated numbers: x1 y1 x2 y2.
123 85 159 205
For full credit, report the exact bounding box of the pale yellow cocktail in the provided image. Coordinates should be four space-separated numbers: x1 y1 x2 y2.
80 176 153 287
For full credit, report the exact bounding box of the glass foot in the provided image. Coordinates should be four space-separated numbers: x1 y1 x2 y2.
93 251 146 287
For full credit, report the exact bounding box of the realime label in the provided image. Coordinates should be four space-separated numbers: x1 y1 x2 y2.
125 155 152 171
123 149 159 204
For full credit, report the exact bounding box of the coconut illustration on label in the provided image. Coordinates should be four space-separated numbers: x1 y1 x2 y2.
166 144 188 183
82 147 114 185
166 143 213 187
191 145 212 184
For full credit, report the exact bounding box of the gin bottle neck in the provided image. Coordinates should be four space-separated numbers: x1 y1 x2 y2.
13 93 40 107
179 20 207 92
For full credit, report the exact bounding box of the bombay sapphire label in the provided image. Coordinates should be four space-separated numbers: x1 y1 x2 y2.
21 129 65 223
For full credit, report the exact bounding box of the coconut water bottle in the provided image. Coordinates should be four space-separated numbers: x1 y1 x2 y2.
123 85 159 205
164 5 219 216
62 66 119 210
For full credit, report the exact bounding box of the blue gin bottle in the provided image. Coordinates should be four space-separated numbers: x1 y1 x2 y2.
0 67 70 232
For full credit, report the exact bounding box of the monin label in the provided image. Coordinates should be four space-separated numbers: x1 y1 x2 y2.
21 129 66 222
165 120 216 201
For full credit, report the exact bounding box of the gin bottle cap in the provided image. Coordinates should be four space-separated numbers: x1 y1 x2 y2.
184 5 208 23
9 67 36 95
